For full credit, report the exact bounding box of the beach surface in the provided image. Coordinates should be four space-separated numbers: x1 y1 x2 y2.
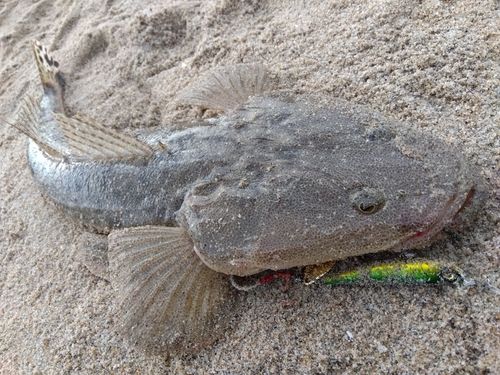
0 0 499 373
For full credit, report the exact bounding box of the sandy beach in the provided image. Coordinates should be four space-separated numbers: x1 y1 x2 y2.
0 0 499 373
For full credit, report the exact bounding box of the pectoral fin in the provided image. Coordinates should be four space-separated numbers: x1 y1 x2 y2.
53 112 154 162
108 226 237 354
176 63 275 111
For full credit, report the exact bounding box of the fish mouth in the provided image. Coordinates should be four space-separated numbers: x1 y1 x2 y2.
399 186 477 250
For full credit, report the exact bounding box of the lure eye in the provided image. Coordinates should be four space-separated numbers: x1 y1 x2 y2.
440 267 463 283
350 187 385 215
441 272 458 282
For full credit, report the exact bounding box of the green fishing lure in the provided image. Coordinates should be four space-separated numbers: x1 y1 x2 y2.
230 259 470 291
322 260 466 285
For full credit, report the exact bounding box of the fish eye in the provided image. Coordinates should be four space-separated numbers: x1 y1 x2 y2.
350 188 385 215
358 202 377 213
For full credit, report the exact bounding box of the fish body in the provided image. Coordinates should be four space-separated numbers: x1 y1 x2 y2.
10 41 486 353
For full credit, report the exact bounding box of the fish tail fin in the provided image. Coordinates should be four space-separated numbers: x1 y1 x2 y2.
108 226 237 354
175 63 276 111
31 40 64 104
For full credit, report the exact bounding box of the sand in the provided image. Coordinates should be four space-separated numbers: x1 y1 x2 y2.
0 0 499 373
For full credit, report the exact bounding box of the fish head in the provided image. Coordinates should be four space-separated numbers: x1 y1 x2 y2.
176 95 486 276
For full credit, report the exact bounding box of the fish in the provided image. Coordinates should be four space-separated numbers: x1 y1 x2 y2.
8 40 486 354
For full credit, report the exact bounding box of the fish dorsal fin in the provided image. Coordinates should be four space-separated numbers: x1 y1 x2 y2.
53 112 154 162
176 63 275 111
9 95 66 158
108 226 237 354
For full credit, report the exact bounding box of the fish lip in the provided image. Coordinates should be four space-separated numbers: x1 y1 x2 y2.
398 185 477 250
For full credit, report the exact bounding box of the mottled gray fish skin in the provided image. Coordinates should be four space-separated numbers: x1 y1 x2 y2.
10 41 486 354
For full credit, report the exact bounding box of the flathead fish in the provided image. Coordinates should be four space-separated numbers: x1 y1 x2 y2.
8 41 485 354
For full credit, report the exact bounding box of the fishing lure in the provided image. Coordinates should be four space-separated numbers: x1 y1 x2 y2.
230 259 471 291
322 260 468 285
